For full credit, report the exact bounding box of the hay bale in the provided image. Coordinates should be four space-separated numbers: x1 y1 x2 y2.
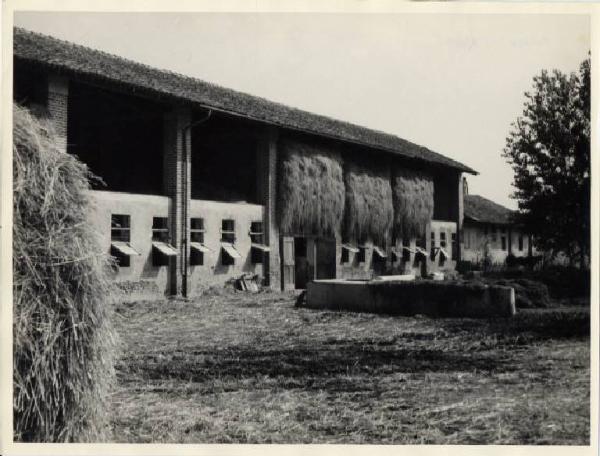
343 159 393 246
277 137 345 236
392 167 434 239
13 104 116 442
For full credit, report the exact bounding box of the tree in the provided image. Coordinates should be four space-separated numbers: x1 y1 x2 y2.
503 57 590 268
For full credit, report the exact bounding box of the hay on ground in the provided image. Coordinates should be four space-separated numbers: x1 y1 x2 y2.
13 103 116 442
392 167 434 239
277 137 345 237
343 159 393 246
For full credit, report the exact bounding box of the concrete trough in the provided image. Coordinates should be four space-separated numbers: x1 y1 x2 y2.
304 279 515 318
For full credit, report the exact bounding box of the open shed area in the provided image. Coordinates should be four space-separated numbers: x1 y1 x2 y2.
110 290 589 444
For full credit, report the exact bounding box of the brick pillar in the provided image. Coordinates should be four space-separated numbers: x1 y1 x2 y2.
257 126 281 289
163 107 191 296
455 171 464 263
47 74 69 153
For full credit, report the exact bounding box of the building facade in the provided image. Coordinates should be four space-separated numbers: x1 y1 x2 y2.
13 28 476 297
462 193 534 266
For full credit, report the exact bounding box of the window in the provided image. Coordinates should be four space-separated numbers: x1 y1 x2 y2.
250 221 268 263
415 234 427 260
357 246 366 263
341 247 349 263
111 214 130 242
519 235 524 251
440 232 447 248
430 230 437 250
190 218 207 266
341 236 358 263
501 237 507 251
110 214 138 267
152 217 176 266
249 221 263 244
221 219 240 265
152 217 170 242
372 246 387 261
401 238 411 262
221 219 235 243
491 227 497 243
191 218 205 243
221 242 241 266
451 232 457 259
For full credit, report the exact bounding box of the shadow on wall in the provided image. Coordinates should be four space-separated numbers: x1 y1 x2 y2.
141 253 161 278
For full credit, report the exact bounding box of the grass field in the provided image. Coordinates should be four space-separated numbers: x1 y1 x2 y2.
110 289 590 444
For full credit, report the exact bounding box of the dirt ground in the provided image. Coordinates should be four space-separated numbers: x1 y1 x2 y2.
110 289 590 444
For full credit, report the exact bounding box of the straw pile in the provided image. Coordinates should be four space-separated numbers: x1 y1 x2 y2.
13 104 116 442
277 138 345 237
392 167 434 239
343 159 393 246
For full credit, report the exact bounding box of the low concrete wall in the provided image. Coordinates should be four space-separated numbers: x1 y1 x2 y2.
89 190 172 298
189 199 264 295
305 279 515 318
88 191 266 299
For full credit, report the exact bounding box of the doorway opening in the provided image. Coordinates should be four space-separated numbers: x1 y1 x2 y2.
281 236 337 290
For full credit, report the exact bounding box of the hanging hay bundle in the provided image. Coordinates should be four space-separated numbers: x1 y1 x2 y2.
343 159 394 246
392 167 434 239
277 138 345 237
13 104 116 442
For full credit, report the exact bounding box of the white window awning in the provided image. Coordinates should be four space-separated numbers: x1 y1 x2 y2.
111 241 140 256
190 242 212 253
152 241 178 257
401 246 416 254
251 243 270 252
373 246 387 258
221 242 242 259
342 244 359 253
439 248 449 259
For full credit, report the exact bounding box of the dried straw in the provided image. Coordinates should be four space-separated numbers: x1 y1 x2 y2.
392 167 434 239
343 159 393 246
13 103 116 442
277 138 345 237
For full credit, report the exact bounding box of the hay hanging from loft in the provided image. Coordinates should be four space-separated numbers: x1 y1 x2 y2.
277 138 345 237
392 167 434 239
13 103 116 442
343 159 393 246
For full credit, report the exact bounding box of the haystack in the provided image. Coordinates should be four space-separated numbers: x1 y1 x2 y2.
277 138 345 237
343 159 393 246
392 167 434 239
13 104 116 442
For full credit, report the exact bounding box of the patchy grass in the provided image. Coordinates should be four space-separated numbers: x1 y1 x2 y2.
110 290 589 444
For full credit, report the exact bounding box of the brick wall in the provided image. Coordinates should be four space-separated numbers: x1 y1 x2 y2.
257 126 281 289
47 75 68 152
163 107 191 295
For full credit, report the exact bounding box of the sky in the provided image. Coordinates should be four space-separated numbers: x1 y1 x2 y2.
14 12 590 209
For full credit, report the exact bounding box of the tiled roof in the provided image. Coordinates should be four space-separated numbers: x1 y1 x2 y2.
464 194 515 225
14 27 477 174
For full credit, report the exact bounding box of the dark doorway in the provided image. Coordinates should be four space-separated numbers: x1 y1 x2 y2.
315 238 336 280
294 237 309 289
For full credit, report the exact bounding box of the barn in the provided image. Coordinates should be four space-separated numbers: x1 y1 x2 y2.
13 27 477 297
